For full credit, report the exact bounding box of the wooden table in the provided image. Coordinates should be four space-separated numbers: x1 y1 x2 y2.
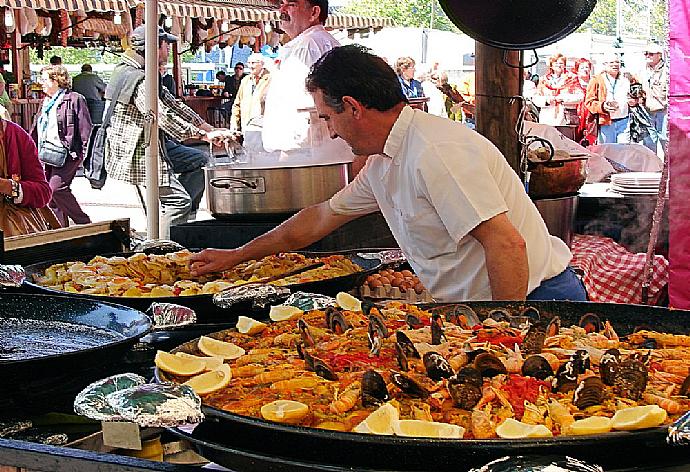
10 98 42 132
181 96 231 127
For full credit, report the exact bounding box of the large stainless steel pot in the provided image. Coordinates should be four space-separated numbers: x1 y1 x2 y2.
205 162 349 216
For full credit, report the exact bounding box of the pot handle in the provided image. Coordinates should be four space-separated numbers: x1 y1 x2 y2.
210 177 258 190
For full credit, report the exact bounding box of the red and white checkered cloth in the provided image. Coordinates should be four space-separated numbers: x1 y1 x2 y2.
570 234 669 304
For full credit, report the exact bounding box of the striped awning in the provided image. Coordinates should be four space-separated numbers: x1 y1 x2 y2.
0 0 134 12
156 0 279 22
326 13 394 30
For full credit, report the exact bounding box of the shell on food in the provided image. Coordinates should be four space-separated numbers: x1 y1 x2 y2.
325 307 351 334
552 361 578 393
361 369 390 407
297 319 315 347
571 349 591 373
520 306 541 323
395 331 420 358
313 357 338 381
367 315 387 356
454 366 483 388
443 304 479 328
521 355 554 381
423 352 454 381
390 371 429 398
546 316 561 337
573 377 605 410
487 309 511 323
599 348 620 386
448 378 483 410
612 359 648 400
431 313 446 345
579 313 603 333
522 323 547 354
395 342 409 372
473 352 507 378
406 313 424 330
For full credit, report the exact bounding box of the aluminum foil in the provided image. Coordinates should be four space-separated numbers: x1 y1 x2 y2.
0 265 25 287
147 303 197 330
130 239 186 255
284 291 336 311
213 283 291 309
668 410 690 445
469 456 603 472
356 249 406 266
74 373 147 422
106 383 203 428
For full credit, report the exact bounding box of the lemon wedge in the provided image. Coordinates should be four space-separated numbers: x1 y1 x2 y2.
183 364 232 395
495 418 553 439
392 419 465 438
611 405 667 431
260 400 309 424
197 336 246 360
352 402 399 435
155 350 205 376
175 352 224 372
269 304 304 322
568 416 613 435
236 316 268 335
336 292 362 312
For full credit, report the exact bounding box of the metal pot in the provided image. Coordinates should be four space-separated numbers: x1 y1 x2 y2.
205 162 349 216
527 151 588 199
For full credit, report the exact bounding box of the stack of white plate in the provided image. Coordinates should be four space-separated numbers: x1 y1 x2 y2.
610 172 662 195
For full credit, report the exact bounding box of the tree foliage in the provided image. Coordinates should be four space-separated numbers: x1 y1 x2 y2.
29 46 122 66
578 0 668 41
342 0 459 32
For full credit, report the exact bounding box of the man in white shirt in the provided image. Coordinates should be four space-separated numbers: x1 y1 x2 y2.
261 0 340 152
640 43 668 154
191 45 585 302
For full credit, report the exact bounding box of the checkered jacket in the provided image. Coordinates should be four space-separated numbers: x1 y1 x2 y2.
105 51 205 186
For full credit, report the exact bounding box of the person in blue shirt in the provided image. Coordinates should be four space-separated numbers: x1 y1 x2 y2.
395 56 424 99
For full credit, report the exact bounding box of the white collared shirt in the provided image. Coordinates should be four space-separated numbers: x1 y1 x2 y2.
329 106 571 301
262 25 339 152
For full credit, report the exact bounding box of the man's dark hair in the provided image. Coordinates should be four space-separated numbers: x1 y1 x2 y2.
306 0 329 24
50 55 62 65
81 64 93 72
306 44 406 112
234 63 244 69
216 71 226 79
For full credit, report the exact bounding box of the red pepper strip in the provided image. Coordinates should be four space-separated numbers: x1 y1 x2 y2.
501 374 551 418
173 286 182 296
475 331 524 346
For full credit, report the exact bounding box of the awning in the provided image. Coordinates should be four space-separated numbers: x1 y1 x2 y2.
326 13 394 30
0 0 134 12
155 0 278 22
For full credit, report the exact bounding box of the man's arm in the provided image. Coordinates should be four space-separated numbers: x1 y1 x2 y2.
190 201 359 275
469 212 528 300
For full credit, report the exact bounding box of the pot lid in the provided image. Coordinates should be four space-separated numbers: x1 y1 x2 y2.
438 0 597 50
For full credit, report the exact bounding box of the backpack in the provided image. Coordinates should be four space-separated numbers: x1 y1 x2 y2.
83 101 114 190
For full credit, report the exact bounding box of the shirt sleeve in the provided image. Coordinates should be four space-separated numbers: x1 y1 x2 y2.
133 82 204 142
328 160 379 216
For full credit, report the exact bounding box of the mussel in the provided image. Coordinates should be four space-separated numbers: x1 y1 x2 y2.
368 314 387 356
573 377 605 410
395 342 409 372
545 316 561 337
325 306 351 334
297 319 315 347
454 366 483 388
473 352 507 378
395 331 420 358
487 309 512 323
445 304 479 328
599 348 621 386
406 313 424 330
313 358 338 381
571 350 591 373
521 355 554 380
423 352 454 381
552 361 579 393
520 306 541 323
448 377 483 410
390 371 429 398
612 359 648 400
579 313 603 333
361 370 390 407
431 313 447 345
522 323 547 354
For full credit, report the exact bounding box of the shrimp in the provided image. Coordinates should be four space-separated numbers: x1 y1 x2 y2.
660 360 690 377
233 364 265 378
329 382 361 414
270 377 320 392
475 384 497 409
547 399 575 434
642 392 684 414
470 408 496 439
629 331 690 348
255 368 295 384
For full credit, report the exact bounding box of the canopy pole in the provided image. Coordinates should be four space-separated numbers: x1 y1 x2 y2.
144 1 160 239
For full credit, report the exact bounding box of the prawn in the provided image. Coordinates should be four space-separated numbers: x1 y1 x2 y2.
329 381 362 414
642 392 684 414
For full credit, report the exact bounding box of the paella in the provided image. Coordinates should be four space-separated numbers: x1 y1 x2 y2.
156 298 690 439
31 252 362 298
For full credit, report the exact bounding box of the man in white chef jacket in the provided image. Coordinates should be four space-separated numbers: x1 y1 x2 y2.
261 0 341 155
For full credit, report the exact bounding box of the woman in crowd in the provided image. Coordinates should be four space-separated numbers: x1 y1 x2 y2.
563 58 595 145
533 53 572 126
395 57 424 99
30 65 92 227
0 118 53 236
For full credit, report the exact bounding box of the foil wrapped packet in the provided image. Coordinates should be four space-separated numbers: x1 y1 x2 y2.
148 303 197 330
469 456 603 472
284 291 336 311
0 265 26 287
213 283 291 309
74 373 147 422
357 249 406 266
131 238 186 255
106 383 203 428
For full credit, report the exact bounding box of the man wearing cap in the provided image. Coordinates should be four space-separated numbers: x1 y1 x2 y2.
231 53 271 133
261 0 341 153
585 52 631 144
640 43 668 155
104 25 232 237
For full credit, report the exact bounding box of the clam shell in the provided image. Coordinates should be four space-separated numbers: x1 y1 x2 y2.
473 352 507 378
521 355 554 380
612 359 648 400
573 377 605 410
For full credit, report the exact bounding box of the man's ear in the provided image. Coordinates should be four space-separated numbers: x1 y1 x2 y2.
341 96 363 118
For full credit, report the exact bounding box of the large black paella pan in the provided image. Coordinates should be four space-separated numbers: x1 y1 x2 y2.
0 293 151 417
162 301 690 472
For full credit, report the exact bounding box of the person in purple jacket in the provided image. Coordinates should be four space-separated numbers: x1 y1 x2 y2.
30 65 92 227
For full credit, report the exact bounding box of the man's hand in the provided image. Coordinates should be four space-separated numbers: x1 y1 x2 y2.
202 129 237 146
190 248 244 276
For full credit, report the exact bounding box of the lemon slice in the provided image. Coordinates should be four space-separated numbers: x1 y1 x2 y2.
392 419 465 439
496 418 553 439
568 416 613 435
175 352 224 372
353 402 399 435
260 400 309 424
236 316 268 335
183 364 232 395
336 292 362 312
198 336 246 360
269 304 304 322
155 350 205 376
611 405 667 431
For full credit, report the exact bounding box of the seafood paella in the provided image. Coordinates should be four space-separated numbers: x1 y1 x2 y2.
157 299 690 439
32 252 362 297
